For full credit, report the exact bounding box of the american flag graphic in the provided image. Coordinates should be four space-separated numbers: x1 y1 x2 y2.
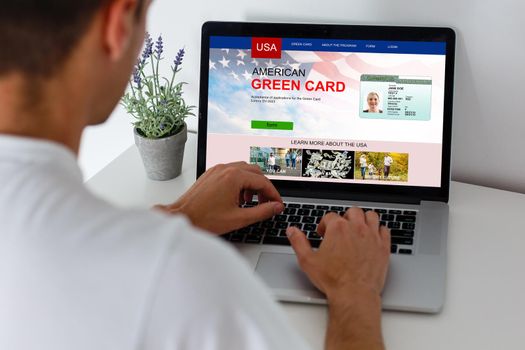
209 46 444 98
207 44 445 139
209 48 316 83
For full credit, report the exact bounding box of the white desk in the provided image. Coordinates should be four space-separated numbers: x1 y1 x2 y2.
87 133 525 350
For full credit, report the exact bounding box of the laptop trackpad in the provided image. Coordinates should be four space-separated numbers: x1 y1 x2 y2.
255 252 325 299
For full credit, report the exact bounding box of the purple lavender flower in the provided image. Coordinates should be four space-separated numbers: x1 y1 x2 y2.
135 58 143 70
141 32 153 61
173 48 185 70
154 35 164 59
132 65 142 89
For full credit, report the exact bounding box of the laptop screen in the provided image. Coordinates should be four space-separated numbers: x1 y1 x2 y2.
203 31 448 189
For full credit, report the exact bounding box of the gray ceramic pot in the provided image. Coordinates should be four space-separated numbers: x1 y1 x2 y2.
134 123 187 181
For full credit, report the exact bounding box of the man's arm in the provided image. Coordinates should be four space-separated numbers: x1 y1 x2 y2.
157 162 390 349
287 209 390 350
325 289 383 350
154 162 284 234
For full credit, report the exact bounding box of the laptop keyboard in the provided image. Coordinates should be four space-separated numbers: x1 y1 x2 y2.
223 201 417 255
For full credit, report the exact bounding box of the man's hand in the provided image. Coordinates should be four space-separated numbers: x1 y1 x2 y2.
287 207 390 298
286 207 390 350
155 162 284 234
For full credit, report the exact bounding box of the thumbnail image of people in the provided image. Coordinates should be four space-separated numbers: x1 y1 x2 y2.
291 150 298 169
363 92 383 113
302 150 355 179
285 149 300 169
250 147 302 177
354 152 408 182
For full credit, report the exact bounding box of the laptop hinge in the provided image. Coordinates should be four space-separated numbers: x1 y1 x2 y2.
279 189 421 205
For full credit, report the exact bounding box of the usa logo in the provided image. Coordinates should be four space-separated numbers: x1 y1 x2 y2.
251 37 282 59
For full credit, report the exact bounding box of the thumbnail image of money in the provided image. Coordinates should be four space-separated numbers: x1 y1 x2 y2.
302 150 355 179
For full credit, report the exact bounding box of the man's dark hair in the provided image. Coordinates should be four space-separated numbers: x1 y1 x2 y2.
0 0 143 78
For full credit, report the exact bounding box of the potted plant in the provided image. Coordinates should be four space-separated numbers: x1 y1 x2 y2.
121 33 194 181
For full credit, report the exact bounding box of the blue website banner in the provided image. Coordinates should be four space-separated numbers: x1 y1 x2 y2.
210 36 446 55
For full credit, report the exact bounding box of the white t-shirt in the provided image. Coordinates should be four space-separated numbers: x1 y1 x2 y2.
384 156 393 166
359 156 367 167
0 135 310 350
268 156 276 166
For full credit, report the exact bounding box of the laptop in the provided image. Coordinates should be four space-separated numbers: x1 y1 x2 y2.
197 21 455 313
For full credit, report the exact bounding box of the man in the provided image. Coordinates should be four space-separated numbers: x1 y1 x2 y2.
359 154 368 180
268 152 277 173
0 1 390 349
384 153 394 180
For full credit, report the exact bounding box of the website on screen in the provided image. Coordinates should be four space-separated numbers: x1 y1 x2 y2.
206 36 446 187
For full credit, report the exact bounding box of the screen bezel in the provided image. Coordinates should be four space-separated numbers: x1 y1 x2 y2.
198 21 455 204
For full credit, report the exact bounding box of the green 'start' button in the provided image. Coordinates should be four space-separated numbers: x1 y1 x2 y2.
251 120 294 130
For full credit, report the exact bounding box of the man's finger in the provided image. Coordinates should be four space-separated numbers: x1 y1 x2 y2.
380 225 391 245
224 161 250 167
244 163 264 175
317 212 343 236
365 209 380 228
233 201 284 228
344 206 366 223
224 161 264 175
237 171 282 203
256 190 280 204
286 226 313 269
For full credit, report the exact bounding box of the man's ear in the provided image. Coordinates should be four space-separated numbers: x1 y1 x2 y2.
102 0 140 61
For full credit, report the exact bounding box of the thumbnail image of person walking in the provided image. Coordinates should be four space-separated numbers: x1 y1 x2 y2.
285 150 290 168
359 154 367 180
383 154 393 179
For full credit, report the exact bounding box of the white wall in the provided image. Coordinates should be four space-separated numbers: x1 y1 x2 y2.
79 0 525 193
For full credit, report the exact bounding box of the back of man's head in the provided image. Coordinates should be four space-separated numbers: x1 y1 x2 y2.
0 0 142 78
